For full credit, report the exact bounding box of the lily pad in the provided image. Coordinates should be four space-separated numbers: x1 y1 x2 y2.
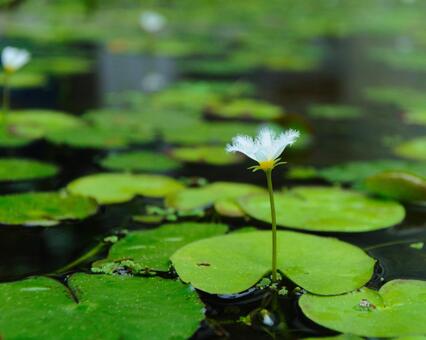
170 146 241 165
0 72 47 89
208 98 284 120
299 279 426 337
238 186 405 232
364 171 426 203
0 192 98 226
7 110 83 138
0 158 58 182
308 104 364 119
67 173 184 204
92 222 228 273
171 230 375 295
0 127 34 147
318 159 426 185
214 198 246 217
166 181 265 216
0 274 203 339
394 137 426 161
303 335 362 340
29 56 92 75
99 151 181 172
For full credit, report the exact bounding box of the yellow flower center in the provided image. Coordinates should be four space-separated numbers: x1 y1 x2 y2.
3 66 15 74
258 160 275 171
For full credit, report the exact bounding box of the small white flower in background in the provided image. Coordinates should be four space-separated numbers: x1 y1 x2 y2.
139 11 166 33
226 127 300 171
1 47 31 73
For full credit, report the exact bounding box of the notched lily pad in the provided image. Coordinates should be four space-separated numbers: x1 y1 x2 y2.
166 181 265 217
171 230 375 295
0 158 58 182
299 279 426 337
0 274 203 339
170 146 241 165
365 171 426 203
238 186 405 232
67 173 184 204
92 222 228 273
99 151 181 172
0 192 98 226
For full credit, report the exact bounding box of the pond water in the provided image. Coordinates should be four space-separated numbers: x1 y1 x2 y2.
1 1 426 339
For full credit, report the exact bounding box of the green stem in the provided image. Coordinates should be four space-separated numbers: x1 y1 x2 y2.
2 72 10 122
265 169 278 282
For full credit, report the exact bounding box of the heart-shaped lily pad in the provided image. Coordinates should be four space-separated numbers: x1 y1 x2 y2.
0 158 58 182
238 186 405 232
170 146 241 165
93 222 228 273
67 173 184 204
364 171 426 203
394 137 426 161
0 192 98 226
299 279 426 337
166 181 265 216
99 151 181 172
171 230 375 295
0 274 203 339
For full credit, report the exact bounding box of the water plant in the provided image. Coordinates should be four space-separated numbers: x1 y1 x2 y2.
1 47 30 120
226 127 299 282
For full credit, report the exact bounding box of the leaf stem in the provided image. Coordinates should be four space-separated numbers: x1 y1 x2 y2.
265 168 278 282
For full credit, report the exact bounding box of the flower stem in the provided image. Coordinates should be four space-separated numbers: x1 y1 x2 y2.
2 72 10 123
265 168 278 282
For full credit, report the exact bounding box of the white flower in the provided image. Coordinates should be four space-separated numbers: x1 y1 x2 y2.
226 127 300 170
2 47 31 73
139 11 166 33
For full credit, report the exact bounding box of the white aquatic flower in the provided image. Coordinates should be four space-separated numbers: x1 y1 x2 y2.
226 127 300 170
1 47 31 73
139 11 166 33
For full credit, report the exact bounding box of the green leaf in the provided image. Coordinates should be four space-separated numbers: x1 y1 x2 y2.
308 104 364 119
364 171 426 203
67 173 184 204
99 151 181 172
0 274 204 339
299 279 426 337
303 335 363 340
0 72 47 89
394 137 426 161
166 181 265 216
0 158 57 181
208 98 284 120
171 146 241 165
0 192 98 226
171 230 375 295
238 186 405 232
92 222 228 273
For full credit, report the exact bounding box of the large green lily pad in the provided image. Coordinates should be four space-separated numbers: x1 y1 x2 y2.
67 173 184 204
0 192 98 226
318 159 426 185
208 98 283 120
364 171 426 203
0 274 203 339
99 151 181 172
308 104 364 119
170 146 241 165
171 230 375 295
299 279 426 337
0 72 47 89
93 222 228 273
238 186 405 232
166 181 265 216
394 137 426 161
0 127 34 147
0 158 58 181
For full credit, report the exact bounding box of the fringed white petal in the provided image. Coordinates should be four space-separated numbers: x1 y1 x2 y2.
2 47 30 72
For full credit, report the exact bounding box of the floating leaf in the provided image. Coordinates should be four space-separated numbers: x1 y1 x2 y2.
67 173 184 204
308 104 364 119
299 279 426 337
93 222 228 273
394 137 426 161
0 128 34 147
0 158 57 181
171 230 375 295
303 335 363 340
171 146 241 165
0 274 203 339
166 181 265 216
208 98 283 120
238 186 405 232
99 151 181 172
0 72 47 89
365 171 426 203
0 192 98 226
29 56 92 75
214 198 246 217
